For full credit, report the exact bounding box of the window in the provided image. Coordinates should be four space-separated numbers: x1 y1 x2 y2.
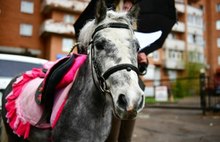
217 38 220 48
198 53 204 63
62 38 74 52
167 33 173 39
144 87 154 97
64 14 75 23
153 51 160 61
154 67 161 86
188 33 197 44
188 51 203 63
196 35 204 46
168 50 172 58
187 14 193 25
218 56 220 65
188 51 194 62
167 33 176 39
168 70 177 80
21 1 34 14
168 50 183 60
20 24 33 36
187 34 193 43
169 50 177 59
0 59 46 78
217 3 220 12
196 16 203 27
143 65 155 80
216 20 220 30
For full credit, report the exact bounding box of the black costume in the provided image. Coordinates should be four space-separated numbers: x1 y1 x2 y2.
74 0 176 55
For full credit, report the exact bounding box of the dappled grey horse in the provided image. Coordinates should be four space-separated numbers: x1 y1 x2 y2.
1 0 145 141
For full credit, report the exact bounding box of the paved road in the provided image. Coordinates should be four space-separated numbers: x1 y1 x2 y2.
132 101 220 142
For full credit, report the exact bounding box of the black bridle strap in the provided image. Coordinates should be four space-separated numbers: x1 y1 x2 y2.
92 23 130 38
102 64 140 80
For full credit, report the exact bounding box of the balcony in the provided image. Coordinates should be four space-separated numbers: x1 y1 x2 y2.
40 19 75 36
187 11 203 31
187 26 203 35
175 0 184 3
187 46 205 64
187 5 203 16
164 58 185 70
163 39 185 51
172 21 185 32
187 43 204 53
41 0 89 14
175 3 185 13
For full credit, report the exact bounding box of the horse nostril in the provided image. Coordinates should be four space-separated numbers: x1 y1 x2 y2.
117 94 127 109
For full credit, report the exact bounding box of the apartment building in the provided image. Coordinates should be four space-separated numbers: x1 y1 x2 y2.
40 0 89 60
203 0 220 78
143 0 206 95
1 0 219 93
0 0 89 60
0 0 44 57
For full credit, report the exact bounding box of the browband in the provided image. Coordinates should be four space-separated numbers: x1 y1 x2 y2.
92 22 130 38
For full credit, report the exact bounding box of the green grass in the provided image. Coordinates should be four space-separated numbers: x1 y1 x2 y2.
145 97 157 104
145 97 178 104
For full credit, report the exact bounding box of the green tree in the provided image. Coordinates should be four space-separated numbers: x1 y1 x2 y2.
172 51 205 98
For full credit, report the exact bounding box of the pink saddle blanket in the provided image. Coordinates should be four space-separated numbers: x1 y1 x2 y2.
5 54 87 139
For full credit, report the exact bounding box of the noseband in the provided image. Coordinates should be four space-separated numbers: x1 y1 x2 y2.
89 22 144 94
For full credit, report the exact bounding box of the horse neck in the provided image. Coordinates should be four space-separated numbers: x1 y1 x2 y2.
55 58 112 140
68 58 112 117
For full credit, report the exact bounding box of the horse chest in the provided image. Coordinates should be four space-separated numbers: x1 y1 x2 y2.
52 91 112 142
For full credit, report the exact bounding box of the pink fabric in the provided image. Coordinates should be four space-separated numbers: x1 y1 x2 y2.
15 78 49 128
51 81 74 128
5 54 87 139
6 69 45 138
57 54 87 89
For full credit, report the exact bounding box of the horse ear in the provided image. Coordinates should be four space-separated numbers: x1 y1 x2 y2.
127 4 140 21
95 0 107 24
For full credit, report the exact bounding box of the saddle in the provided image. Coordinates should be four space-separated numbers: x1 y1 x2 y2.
35 54 78 123
5 54 87 139
36 54 75 105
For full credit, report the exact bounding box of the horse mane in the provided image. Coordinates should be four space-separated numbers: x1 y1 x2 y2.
78 10 133 51
78 20 96 50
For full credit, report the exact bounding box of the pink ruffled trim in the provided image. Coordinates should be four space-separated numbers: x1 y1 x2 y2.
5 68 45 139
5 54 87 139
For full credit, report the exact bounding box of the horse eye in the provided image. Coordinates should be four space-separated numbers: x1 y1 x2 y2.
95 42 104 50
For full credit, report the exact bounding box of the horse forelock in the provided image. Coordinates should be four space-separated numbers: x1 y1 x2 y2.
78 10 133 50
78 20 96 49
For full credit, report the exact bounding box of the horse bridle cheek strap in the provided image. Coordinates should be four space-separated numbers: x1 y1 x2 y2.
90 22 142 94
90 42 110 94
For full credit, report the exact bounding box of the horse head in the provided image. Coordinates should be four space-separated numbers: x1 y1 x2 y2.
78 0 145 120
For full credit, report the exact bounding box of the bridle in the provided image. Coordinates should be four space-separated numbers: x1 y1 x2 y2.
89 22 145 94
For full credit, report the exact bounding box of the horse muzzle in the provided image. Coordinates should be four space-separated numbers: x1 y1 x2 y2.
114 93 145 120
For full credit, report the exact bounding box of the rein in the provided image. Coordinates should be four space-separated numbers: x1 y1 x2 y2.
89 22 144 94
